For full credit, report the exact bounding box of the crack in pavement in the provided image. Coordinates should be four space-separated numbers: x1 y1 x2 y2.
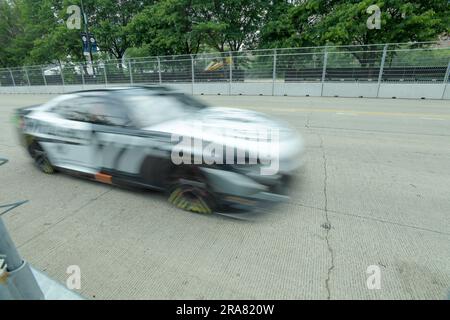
288 201 450 236
306 121 335 300
318 133 335 300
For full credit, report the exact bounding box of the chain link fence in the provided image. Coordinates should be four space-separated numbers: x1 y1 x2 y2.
1 43 449 93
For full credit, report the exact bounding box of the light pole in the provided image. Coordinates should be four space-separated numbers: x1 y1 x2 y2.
80 0 93 64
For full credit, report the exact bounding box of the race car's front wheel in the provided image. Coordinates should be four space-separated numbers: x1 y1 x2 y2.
167 168 216 214
28 142 55 174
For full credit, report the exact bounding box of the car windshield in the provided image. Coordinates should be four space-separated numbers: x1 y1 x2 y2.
122 90 206 128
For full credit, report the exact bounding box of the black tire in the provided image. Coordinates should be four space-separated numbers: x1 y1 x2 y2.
167 167 216 214
28 142 55 174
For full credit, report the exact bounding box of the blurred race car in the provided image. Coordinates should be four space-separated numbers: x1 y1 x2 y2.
15 86 303 214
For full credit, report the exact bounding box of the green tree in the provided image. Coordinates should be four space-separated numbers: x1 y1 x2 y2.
28 0 84 65
1 0 81 66
258 0 299 49
1 0 449 69
194 0 267 52
83 0 155 60
126 0 204 57
0 0 62 67
0 0 21 67
0 0 155 67
260 0 450 48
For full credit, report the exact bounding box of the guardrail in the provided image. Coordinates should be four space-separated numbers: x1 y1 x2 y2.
1 43 449 99
0 157 45 300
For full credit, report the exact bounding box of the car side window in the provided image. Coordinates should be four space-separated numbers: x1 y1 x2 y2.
55 99 91 122
55 96 129 126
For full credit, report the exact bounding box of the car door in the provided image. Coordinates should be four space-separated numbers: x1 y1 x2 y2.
48 95 131 173
42 93 130 174
39 96 95 172
86 96 132 173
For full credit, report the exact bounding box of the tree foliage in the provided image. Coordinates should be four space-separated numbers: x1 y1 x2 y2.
0 0 448 68
126 0 203 56
260 0 450 48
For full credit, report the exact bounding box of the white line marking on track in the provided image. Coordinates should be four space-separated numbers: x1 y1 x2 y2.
336 112 357 116
420 117 445 121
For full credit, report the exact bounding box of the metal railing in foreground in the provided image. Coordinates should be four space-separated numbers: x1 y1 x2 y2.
0 157 83 300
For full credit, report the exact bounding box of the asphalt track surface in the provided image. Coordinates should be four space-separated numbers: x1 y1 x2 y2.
0 94 449 299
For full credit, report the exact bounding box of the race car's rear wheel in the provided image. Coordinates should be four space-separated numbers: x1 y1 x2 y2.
28 142 55 174
167 167 216 214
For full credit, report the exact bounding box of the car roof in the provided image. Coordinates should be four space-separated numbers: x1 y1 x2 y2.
67 85 173 96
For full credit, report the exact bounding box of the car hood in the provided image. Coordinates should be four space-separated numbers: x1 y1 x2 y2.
145 107 297 139
144 107 304 172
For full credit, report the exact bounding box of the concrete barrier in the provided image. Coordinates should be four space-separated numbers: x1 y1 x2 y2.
0 82 448 99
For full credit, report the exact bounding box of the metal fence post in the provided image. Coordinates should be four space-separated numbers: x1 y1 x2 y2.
80 63 85 88
24 67 31 87
229 52 233 95
191 54 195 94
441 61 450 100
8 68 16 87
272 49 277 96
41 67 47 86
321 47 328 96
128 60 133 85
59 63 65 92
157 57 162 84
377 44 388 98
104 64 108 87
